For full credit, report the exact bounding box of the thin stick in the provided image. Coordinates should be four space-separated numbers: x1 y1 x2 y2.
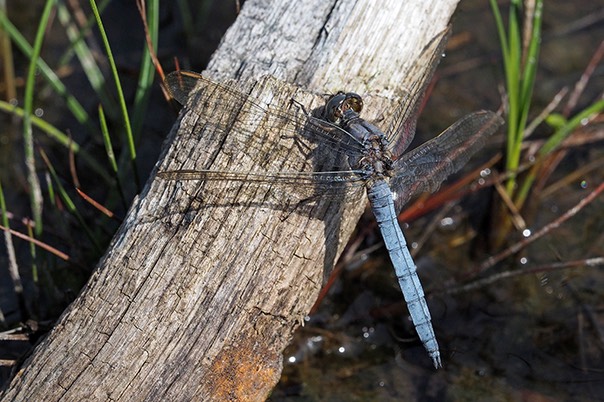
468 181 604 277
446 257 604 295
0 224 70 261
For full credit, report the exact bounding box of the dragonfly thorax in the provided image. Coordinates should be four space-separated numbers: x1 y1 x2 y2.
357 134 394 180
321 91 394 180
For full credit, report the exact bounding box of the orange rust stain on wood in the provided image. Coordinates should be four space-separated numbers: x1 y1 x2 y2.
207 337 281 401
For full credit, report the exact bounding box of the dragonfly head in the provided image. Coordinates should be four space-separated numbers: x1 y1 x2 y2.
322 92 363 125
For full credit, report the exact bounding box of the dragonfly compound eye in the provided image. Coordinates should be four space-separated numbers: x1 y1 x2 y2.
324 92 348 123
343 93 363 114
323 92 364 123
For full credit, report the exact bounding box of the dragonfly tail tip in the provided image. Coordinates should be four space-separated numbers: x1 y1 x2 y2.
431 353 442 369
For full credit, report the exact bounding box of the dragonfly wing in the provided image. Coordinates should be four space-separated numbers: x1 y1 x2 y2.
157 169 367 212
160 72 373 214
385 27 451 156
165 71 365 157
390 110 504 213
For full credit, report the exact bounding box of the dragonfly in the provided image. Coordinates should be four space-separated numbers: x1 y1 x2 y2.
159 31 504 368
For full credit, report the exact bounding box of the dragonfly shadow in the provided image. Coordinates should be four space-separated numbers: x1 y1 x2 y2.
147 74 368 282
297 107 368 282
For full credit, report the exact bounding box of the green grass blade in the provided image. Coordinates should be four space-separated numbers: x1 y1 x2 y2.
540 98 604 157
0 100 111 183
132 0 159 140
516 0 543 150
0 180 11 229
0 9 96 134
507 1 523 155
56 2 118 120
0 180 23 294
25 221 38 284
56 0 112 67
23 0 56 236
489 0 510 67
99 106 118 174
499 0 523 192
491 0 544 197
176 0 194 43
45 171 56 208
99 105 128 210
520 1 542 110
89 0 140 191
38 147 102 253
513 96 604 211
